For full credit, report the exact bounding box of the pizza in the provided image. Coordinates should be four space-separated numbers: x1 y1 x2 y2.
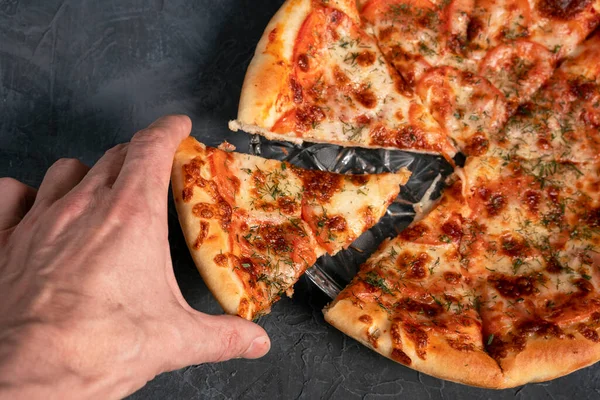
228 0 457 160
360 0 599 149
323 31 600 388
325 180 506 387
171 0 600 389
231 0 599 160
492 31 600 163
171 137 410 320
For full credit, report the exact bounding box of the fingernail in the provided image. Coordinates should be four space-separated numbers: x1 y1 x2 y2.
242 336 271 359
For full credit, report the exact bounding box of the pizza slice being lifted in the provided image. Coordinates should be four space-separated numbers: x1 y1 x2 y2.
171 137 411 320
229 0 456 160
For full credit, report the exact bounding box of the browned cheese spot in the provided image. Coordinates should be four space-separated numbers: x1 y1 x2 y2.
362 206 376 228
486 193 507 217
293 167 343 203
578 324 600 342
444 272 462 284
574 278 593 294
400 223 429 241
404 323 429 359
391 348 413 365
277 196 298 215
370 125 429 151
467 17 487 45
447 337 475 352
268 27 278 42
397 298 443 317
488 274 536 299
194 221 210 250
465 134 489 156
367 328 380 348
214 254 228 267
193 203 215 219
192 201 232 230
523 190 541 214
538 0 592 20
349 175 369 186
290 78 304 104
500 234 530 258
295 106 326 131
391 321 402 346
238 298 250 317
545 256 563 274
518 318 564 338
441 220 463 242
354 85 378 109
182 157 206 202
586 208 600 228
327 215 348 232
398 251 431 280
334 66 351 86
356 50 376 67
297 53 310 72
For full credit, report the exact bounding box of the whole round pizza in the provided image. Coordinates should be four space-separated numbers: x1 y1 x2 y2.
172 0 600 389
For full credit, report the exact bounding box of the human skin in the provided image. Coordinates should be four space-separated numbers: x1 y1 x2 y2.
0 115 270 399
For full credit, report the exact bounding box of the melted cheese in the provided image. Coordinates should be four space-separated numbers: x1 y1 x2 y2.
269 4 457 157
417 66 508 155
175 139 411 318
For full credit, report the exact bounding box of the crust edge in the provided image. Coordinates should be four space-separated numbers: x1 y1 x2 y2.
500 335 600 387
171 138 253 318
324 298 505 389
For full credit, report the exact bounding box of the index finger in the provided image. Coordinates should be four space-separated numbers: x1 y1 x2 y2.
114 115 191 198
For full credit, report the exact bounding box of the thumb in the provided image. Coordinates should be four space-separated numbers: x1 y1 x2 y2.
170 312 271 368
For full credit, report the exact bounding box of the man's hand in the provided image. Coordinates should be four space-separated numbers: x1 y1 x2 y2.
0 115 270 399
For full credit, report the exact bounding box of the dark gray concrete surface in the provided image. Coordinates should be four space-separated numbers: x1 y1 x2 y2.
1 1 599 398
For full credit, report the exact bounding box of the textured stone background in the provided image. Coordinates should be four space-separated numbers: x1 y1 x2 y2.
1 0 599 398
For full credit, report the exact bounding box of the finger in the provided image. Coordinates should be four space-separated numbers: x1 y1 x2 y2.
0 178 37 231
34 158 90 207
114 115 191 199
77 143 129 190
167 312 270 370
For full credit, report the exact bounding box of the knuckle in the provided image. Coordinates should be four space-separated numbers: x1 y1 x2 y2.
131 127 168 146
105 143 128 156
56 190 95 218
103 192 149 224
0 177 25 193
215 328 243 362
55 190 92 217
52 157 86 171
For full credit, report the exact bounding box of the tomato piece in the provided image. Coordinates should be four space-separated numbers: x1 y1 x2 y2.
479 40 555 112
417 66 508 155
209 148 240 205
468 0 532 51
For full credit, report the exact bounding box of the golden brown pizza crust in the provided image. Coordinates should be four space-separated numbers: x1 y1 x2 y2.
233 0 311 132
233 0 362 133
501 335 600 387
327 293 600 388
171 138 253 318
324 298 504 388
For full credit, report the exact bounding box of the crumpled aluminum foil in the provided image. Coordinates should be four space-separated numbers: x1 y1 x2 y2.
250 135 453 298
